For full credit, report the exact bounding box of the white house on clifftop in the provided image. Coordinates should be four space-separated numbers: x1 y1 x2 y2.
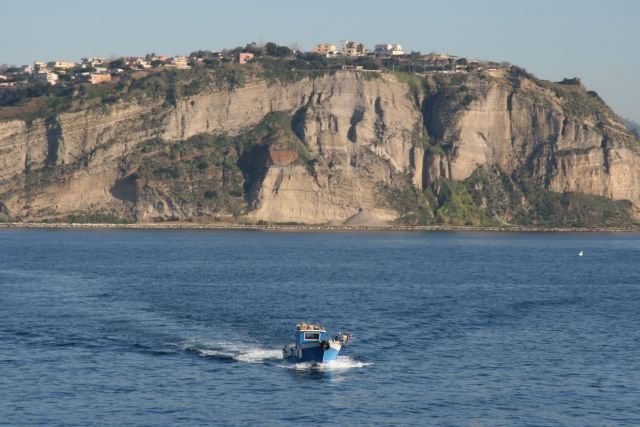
374 44 405 56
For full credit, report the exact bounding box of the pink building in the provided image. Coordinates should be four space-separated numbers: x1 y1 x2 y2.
236 52 255 65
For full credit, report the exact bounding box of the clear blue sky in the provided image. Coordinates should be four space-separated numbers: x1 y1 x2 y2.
2 0 638 121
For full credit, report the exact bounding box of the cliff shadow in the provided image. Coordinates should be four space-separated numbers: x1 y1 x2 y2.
237 145 270 206
420 92 448 142
44 116 63 166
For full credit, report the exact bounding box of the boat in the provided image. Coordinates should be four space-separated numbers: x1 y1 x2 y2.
282 323 352 363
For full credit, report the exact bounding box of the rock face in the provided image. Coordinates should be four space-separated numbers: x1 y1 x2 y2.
0 69 639 225
427 76 640 206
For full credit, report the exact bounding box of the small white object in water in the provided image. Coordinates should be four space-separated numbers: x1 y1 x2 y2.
578 250 584 256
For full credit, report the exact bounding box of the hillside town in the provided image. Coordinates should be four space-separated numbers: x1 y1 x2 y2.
0 40 506 90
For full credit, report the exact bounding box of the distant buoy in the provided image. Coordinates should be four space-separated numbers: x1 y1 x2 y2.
578 251 584 256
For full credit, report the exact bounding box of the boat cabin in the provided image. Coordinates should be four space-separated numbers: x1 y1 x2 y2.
295 323 327 345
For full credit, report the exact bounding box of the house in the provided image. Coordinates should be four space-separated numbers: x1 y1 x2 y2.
86 57 107 67
94 57 106 64
89 73 112 84
32 70 59 85
121 57 142 69
33 61 47 71
168 56 190 69
236 52 254 65
314 43 337 57
341 40 366 56
374 44 405 56
133 58 151 69
0 75 14 87
47 61 76 70
423 53 450 62
76 72 112 84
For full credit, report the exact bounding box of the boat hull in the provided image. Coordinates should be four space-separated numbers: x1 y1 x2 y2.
284 342 342 364
321 344 340 362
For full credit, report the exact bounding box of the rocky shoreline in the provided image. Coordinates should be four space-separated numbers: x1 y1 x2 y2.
0 222 638 233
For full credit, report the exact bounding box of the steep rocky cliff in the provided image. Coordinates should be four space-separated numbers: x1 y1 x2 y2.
0 67 638 226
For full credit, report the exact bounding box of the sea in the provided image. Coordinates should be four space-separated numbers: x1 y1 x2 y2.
1 229 640 426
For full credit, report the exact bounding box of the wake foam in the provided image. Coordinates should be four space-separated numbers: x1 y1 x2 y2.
234 348 283 363
281 355 371 371
177 339 282 364
172 339 371 372
176 339 369 370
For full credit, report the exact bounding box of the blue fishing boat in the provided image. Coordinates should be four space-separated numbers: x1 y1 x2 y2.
282 323 352 363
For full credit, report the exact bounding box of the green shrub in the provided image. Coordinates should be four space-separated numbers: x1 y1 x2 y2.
435 179 489 225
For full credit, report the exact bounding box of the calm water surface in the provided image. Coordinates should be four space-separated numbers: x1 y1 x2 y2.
1 230 640 426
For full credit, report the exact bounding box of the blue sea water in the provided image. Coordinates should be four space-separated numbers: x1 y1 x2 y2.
1 229 640 426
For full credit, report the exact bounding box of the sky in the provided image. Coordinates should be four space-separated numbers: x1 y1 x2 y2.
1 0 639 121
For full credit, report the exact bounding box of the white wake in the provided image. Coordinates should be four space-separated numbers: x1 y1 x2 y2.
281 355 371 371
177 339 282 363
177 339 369 369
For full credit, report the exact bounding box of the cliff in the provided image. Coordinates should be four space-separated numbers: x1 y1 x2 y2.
0 67 638 226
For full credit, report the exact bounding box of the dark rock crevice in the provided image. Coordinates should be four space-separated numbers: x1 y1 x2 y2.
506 90 515 146
347 106 365 143
44 116 63 167
374 97 386 143
237 144 270 207
420 92 444 141
291 106 308 142
601 137 610 174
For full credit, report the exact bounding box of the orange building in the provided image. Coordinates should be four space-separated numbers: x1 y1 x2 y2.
89 74 112 84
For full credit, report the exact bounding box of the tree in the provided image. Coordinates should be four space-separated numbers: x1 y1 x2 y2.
264 42 276 54
58 73 73 83
243 42 262 56
265 42 292 58
109 59 127 69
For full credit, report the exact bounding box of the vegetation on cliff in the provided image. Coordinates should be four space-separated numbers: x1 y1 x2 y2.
379 165 636 227
539 77 616 120
114 112 317 221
